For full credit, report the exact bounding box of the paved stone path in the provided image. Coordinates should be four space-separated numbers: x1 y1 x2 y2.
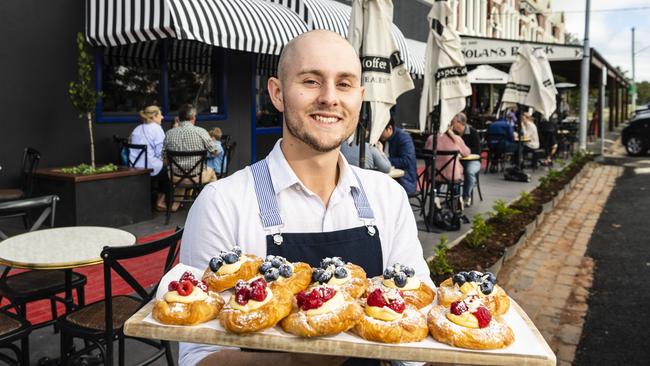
498 164 623 366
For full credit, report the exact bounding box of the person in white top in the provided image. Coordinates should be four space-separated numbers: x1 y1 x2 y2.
521 112 540 150
179 30 433 366
130 105 167 210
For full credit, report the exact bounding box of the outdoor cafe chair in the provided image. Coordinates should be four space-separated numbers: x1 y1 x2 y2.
217 135 237 179
113 135 129 166
433 150 464 214
0 309 31 366
57 226 183 366
165 150 210 225
0 147 40 202
0 195 88 329
124 143 148 169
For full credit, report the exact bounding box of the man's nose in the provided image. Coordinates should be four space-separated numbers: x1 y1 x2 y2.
317 82 339 106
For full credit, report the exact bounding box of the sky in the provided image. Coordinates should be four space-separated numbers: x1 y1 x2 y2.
552 0 650 83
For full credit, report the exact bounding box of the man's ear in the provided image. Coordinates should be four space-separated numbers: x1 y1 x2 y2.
267 77 285 113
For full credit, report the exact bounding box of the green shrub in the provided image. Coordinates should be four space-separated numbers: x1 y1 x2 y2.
60 163 118 175
517 191 534 208
429 235 454 276
490 199 521 221
465 214 493 249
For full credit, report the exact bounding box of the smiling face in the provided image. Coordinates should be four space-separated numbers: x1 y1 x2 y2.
268 31 364 153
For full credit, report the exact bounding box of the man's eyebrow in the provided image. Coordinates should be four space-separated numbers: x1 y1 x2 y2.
296 69 360 81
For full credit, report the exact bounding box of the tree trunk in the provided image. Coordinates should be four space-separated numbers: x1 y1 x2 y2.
87 112 95 169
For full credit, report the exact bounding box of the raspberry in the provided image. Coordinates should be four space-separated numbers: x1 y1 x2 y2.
296 291 308 308
235 286 251 305
180 271 195 282
176 280 194 296
473 306 492 328
250 284 267 302
305 296 323 310
318 287 337 302
386 298 405 314
168 280 179 292
366 288 387 308
450 300 468 316
296 288 327 310
196 281 208 292
250 277 267 290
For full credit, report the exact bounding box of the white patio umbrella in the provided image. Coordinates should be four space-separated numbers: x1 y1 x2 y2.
418 0 471 134
348 0 414 145
501 44 557 118
467 65 509 84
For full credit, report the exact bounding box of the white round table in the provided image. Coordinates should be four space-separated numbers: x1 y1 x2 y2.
388 168 405 179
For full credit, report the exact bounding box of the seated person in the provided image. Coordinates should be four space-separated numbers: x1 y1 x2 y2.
433 128 470 184
131 105 168 211
340 140 391 173
450 113 480 206
538 114 559 166
516 112 541 165
207 127 227 175
486 117 517 153
380 118 417 194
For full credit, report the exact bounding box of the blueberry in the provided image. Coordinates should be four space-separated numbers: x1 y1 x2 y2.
278 264 293 278
209 257 223 272
312 268 325 282
484 272 497 285
466 270 481 283
452 273 467 286
394 272 408 288
480 281 494 295
223 252 239 264
264 268 280 282
317 270 333 284
319 257 333 268
232 246 242 256
332 257 344 267
334 266 348 279
271 257 284 268
259 261 273 274
457 271 469 280
383 268 395 279
403 266 415 277
265 255 275 262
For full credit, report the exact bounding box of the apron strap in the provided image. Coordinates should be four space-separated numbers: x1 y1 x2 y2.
250 160 283 229
350 169 375 221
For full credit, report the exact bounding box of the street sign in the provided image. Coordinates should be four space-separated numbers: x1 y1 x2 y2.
460 36 583 64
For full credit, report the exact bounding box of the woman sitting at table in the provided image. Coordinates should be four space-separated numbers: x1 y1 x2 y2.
130 105 168 211
425 124 471 203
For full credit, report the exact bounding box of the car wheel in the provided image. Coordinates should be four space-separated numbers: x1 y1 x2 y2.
625 135 646 156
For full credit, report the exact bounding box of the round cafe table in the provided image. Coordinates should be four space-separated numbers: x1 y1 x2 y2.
0 226 136 312
388 167 405 179
460 154 481 161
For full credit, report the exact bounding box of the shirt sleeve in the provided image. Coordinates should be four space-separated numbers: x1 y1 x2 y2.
369 145 391 173
388 132 416 169
200 129 217 154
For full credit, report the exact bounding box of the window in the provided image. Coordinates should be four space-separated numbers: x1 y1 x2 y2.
96 40 226 123
255 75 282 128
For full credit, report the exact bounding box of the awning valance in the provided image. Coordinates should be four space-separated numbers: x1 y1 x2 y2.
86 0 308 55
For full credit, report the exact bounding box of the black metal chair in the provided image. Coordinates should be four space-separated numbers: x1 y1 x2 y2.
434 150 464 214
0 195 88 330
124 143 148 169
0 309 31 366
0 148 41 202
217 135 237 179
57 227 183 366
485 134 513 173
165 150 210 225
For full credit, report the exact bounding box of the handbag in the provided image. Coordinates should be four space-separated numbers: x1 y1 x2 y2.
430 206 461 231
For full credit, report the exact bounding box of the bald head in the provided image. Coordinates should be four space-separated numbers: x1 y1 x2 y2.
277 30 362 84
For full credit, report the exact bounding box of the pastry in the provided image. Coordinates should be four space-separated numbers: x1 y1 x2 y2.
353 287 428 343
427 294 514 350
437 271 510 315
202 246 263 292
258 255 312 294
219 277 293 333
152 271 224 325
372 263 435 309
311 257 368 299
280 284 363 337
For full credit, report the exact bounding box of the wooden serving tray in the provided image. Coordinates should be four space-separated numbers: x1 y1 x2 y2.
124 300 555 365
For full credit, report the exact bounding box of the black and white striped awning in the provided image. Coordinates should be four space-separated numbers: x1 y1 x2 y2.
86 0 308 55
264 0 424 78
103 39 213 72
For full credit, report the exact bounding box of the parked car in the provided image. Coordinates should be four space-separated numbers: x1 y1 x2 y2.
622 116 650 156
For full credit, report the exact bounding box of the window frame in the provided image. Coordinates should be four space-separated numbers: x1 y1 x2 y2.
94 41 228 123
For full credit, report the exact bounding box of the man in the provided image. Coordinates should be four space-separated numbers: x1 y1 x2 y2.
450 113 480 206
486 117 517 171
379 118 417 194
163 104 217 210
179 30 433 366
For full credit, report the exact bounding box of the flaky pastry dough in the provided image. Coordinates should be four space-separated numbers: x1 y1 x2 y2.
336 263 368 299
219 287 293 333
427 304 514 350
353 304 428 343
270 262 312 294
202 254 263 292
152 292 224 325
437 278 510 316
280 291 363 337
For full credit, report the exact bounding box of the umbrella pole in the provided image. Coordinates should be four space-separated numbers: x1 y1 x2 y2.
358 102 371 168
425 106 441 230
515 104 526 170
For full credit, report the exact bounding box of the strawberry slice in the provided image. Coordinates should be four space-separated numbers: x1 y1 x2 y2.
176 280 194 296
472 306 492 328
317 287 337 302
366 288 387 308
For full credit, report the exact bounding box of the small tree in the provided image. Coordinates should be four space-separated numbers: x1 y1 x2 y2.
68 32 101 168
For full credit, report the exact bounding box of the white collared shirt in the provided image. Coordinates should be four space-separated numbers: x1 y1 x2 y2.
179 139 434 366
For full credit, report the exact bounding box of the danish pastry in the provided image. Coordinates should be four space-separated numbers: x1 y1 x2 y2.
353 287 428 343
437 271 510 315
202 246 263 292
280 285 363 337
427 294 514 350
152 271 224 325
219 277 293 333
373 263 435 309
258 255 312 294
310 257 368 299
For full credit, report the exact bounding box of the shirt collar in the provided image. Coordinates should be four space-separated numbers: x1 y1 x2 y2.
265 139 361 196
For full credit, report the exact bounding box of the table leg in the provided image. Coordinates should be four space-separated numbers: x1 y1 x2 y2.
64 269 73 313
